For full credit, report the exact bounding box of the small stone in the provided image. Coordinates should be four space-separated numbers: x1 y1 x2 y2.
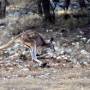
81 37 87 42
57 56 62 60
80 61 88 67
87 39 90 44
80 50 88 55
74 62 81 68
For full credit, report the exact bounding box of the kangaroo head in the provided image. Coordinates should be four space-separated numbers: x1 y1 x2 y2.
46 37 55 52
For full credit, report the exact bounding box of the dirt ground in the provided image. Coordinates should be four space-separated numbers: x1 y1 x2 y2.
0 66 90 90
0 1 90 90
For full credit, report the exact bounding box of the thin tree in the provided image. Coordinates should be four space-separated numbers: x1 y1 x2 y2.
0 0 9 18
78 0 86 9
37 0 55 23
64 0 71 10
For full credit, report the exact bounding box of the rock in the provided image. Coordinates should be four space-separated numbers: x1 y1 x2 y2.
87 39 90 43
80 61 89 67
61 55 69 60
81 37 87 42
70 58 77 64
75 42 80 49
80 49 89 55
56 56 62 60
74 62 81 68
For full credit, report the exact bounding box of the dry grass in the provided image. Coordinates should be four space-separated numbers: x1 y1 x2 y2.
6 13 42 35
8 0 34 5
0 67 90 90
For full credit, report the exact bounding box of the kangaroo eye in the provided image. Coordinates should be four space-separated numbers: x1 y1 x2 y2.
25 48 29 51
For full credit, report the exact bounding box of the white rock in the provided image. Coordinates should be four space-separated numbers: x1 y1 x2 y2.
61 55 68 60
87 39 90 44
81 37 87 42
80 50 88 55
75 42 80 49
57 56 62 60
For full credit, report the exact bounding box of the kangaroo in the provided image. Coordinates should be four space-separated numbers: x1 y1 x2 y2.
0 30 55 67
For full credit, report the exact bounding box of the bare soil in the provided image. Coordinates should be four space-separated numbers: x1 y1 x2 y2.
0 66 90 90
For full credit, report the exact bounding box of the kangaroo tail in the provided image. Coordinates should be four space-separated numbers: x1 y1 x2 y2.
0 34 21 51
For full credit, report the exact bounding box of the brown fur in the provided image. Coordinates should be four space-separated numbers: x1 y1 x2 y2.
0 30 48 51
0 30 54 66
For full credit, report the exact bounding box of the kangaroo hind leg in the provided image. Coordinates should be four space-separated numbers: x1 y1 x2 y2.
30 44 43 66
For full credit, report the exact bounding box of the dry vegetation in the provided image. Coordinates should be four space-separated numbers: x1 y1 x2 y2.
0 0 90 90
0 67 90 90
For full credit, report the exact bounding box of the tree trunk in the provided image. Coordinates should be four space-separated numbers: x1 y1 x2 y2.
64 0 71 10
0 0 9 18
78 0 86 9
37 0 55 23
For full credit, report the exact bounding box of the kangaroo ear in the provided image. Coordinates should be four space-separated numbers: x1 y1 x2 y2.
50 37 54 42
